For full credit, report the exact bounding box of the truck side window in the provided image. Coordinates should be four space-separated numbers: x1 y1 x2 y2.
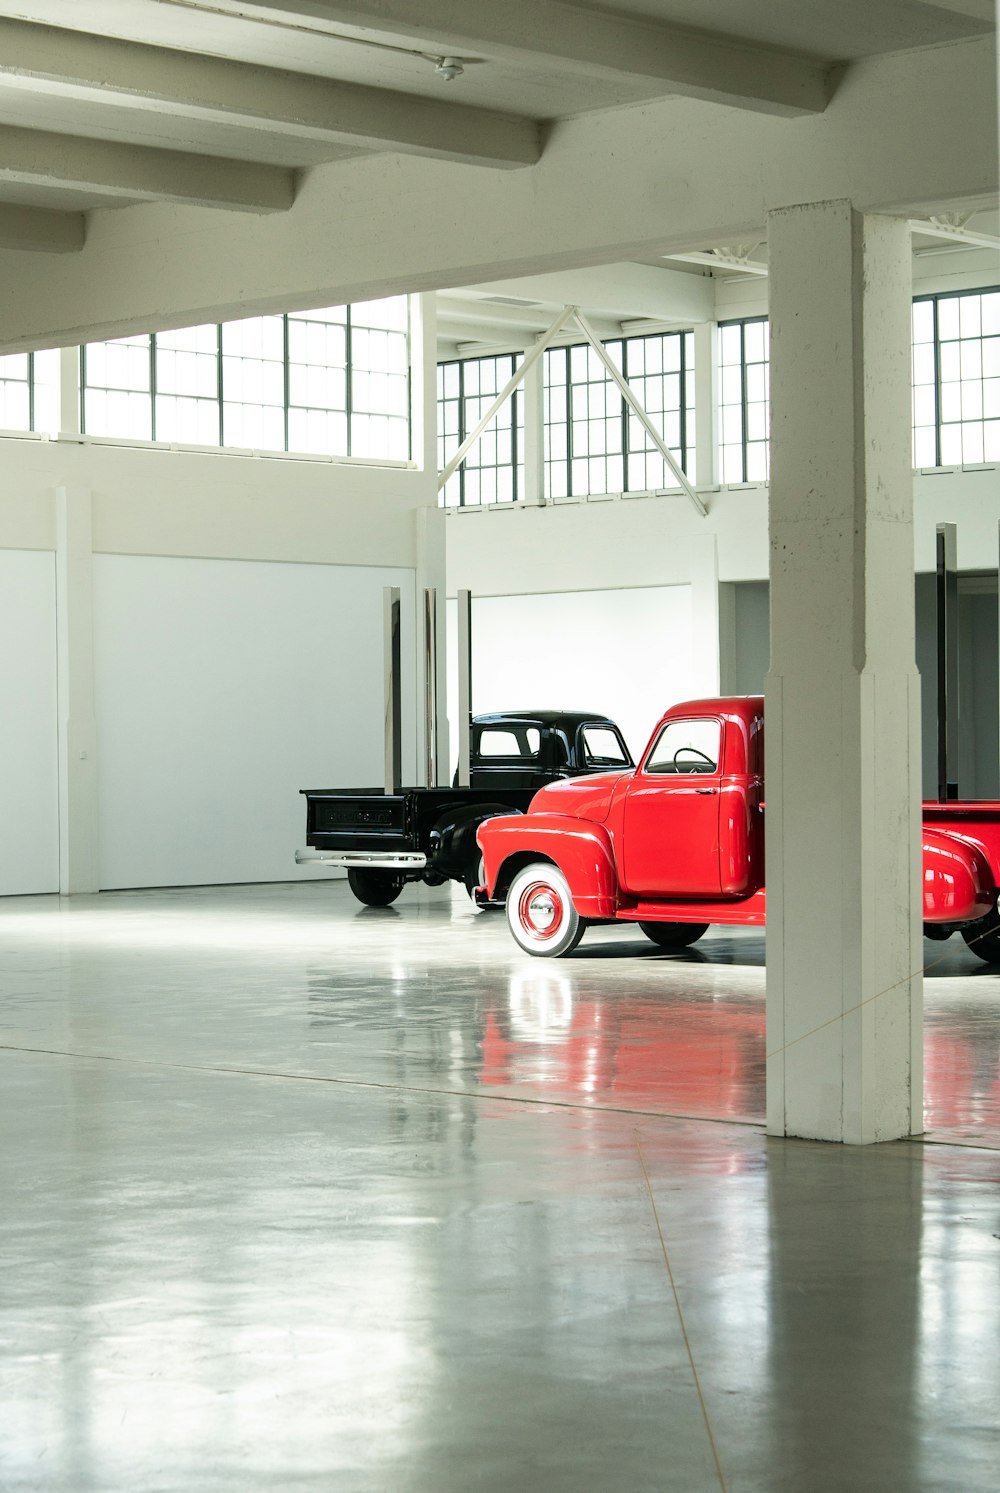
580 725 630 766
644 719 721 775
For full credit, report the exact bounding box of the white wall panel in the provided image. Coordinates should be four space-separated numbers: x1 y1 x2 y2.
0 549 58 895
448 586 693 765
93 556 415 889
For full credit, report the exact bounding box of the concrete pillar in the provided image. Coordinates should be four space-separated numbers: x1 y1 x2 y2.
55 485 99 893
765 201 922 1145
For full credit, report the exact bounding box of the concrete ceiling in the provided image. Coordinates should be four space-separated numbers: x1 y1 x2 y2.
0 0 992 253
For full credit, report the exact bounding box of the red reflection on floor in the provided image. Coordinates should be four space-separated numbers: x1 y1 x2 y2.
476 981 1000 1149
478 992 765 1123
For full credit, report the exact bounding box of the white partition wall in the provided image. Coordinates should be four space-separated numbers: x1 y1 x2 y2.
447 585 694 763
0 549 59 895
93 555 416 889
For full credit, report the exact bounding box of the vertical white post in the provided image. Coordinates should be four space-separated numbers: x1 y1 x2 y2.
415 505 448 787
936 522 959 801
411 292 436 476
456 588 472 788
766 201 922 1144
383 586 402 795
55 485 98 894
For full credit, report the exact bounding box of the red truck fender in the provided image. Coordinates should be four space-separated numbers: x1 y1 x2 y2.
478 813 619 919
922 827 996 924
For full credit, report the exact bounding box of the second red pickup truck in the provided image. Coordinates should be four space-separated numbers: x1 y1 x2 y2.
476 694 1000 961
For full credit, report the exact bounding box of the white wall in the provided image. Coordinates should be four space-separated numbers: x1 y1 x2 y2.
0 548 58 894
447 585 692 763
92 555 416 889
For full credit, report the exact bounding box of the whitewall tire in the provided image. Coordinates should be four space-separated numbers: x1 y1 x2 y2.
506 863 585 958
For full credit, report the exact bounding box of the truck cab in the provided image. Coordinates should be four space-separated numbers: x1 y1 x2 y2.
469 710 632 791
616 697 765 899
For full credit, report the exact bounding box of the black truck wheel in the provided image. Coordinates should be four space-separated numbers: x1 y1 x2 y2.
961 915 1000 963
639 921 709 948
347 868 404 907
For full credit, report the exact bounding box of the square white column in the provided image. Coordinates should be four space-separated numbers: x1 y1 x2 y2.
765 202 922 1144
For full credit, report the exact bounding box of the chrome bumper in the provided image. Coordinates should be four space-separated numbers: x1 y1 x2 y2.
295 849 427 871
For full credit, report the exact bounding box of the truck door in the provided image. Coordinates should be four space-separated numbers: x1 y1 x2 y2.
621 717 723 897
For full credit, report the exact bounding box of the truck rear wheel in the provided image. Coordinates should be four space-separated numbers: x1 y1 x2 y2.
961 915 1000 963
639 921 709 948
506 863 585 957
347 868 404 907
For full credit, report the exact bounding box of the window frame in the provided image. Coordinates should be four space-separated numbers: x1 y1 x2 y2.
912 284 1000 470
437 352 524 507
0 350 36 432
543 330 694 501
718 315 769 486
79 301 412 460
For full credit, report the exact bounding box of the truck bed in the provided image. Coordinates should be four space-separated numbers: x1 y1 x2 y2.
302 786 540 855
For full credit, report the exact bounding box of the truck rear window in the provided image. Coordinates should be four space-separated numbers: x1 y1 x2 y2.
476 726 541 758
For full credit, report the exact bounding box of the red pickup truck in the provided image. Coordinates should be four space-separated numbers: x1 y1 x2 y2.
476 694 1000 960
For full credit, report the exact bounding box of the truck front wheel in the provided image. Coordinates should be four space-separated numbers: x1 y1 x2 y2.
506 863 585 957
347 868 404 907
639 921 709 949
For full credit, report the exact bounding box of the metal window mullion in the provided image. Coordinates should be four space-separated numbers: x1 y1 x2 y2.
79 346 87 434
620 338 631 492
679 333 688 475
150 332 157 442
565 347 575 497
27 351 34 432
457 361 467 506
933 297 942 470
509 357 519 501
345 307 353 458
515 378 522 501
283 314 291 452
740 322 750 484
216 323 224 447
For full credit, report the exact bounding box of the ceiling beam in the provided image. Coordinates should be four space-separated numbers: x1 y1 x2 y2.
0 202 84 253
226 0 832 115
0 123 295 212
909 0 996 22
0 17 540 170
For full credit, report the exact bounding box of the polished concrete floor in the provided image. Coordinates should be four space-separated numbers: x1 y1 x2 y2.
2 880 999 1492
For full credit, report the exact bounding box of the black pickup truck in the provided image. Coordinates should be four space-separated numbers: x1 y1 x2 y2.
298 710 633 906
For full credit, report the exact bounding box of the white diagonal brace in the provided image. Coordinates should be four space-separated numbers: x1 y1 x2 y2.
437 304 576 491
909 219 1000 251
571 309 707 518
0 203 84 253
232 0 832 116
0 123 295 212
0 17 540 169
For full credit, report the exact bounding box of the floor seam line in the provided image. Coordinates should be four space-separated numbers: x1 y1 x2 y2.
633 1127 729 1493
0 1041 765 1127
